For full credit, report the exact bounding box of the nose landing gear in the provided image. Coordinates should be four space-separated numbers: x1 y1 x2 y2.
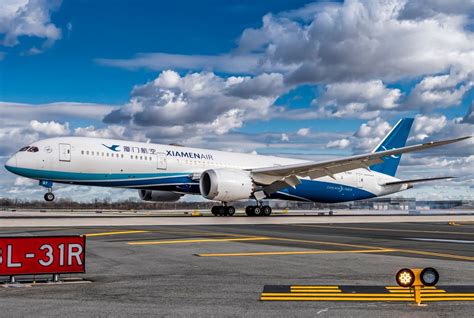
39 180 55 202
44 191 55 202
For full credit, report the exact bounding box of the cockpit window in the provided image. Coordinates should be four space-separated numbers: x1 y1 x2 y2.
27 146 39 152
19 146 30 152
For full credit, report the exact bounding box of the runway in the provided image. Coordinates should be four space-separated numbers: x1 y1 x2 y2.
1 219 474 316
1 211 473 227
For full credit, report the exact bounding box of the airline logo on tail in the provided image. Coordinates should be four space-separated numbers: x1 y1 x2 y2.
381 146 400 159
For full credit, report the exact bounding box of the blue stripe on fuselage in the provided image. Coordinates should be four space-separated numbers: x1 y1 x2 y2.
270 179 376 203
5 166 376 202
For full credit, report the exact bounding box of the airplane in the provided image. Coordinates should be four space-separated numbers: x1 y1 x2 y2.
3 118 471 216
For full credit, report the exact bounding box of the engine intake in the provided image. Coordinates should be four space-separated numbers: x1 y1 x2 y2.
199 169 254 202
138 190 183 202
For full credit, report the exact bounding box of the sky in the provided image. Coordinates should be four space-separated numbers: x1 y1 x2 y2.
0 0 473 202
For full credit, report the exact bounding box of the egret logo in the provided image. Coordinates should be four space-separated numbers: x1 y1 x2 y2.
102 144 121 152
381 146 400 159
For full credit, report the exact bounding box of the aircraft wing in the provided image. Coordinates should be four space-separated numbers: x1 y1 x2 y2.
382 176 455 186
250 136 471 194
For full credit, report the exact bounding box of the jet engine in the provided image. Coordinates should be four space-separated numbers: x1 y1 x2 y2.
138 190 183 202
199 169 255 202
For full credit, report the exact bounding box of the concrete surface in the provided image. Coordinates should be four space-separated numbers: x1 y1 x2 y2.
1 221 474 317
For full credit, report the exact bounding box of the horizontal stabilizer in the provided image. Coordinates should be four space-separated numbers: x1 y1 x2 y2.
383 176 455 186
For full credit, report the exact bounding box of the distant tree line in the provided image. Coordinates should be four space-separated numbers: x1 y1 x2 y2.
0 197 348 210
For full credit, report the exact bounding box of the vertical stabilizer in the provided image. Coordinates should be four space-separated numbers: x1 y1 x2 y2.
370 118 414 176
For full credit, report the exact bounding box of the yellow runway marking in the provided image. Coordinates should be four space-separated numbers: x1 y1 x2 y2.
279 227 474 261
388 289 445 293
127 237 270 245
263 293 412 297
269 237 387 250
85 230 149 237
197 248 396 257
386 286 437 289
293 224 474 236
261 297 414 301
289 290 341 293
291 286 339 289
396 249 474 261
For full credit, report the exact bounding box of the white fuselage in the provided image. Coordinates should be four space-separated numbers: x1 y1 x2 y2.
4 137 408 203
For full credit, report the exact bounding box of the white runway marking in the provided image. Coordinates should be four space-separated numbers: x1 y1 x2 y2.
406 238 474 244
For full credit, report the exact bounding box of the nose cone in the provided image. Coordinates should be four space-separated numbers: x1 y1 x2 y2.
4 155 17 172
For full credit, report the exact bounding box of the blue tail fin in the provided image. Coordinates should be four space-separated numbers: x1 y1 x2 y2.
370 118 414 177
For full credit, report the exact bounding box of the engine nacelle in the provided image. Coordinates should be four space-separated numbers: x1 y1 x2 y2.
138 190 183 202
199 169 254 202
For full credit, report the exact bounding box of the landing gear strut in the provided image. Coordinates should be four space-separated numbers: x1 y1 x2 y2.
40 180 55 202
211 204 235 217
245 204 272 216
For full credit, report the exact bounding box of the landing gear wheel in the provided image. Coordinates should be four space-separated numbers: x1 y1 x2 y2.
44 192 55 202
262 205 272 216
245 206 255 216
253 206 263 217
217 206 226 216
211 206 218 216
226 206 236 216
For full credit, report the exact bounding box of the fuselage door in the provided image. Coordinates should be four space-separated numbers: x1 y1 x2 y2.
157 152 167 170
59 143 71 162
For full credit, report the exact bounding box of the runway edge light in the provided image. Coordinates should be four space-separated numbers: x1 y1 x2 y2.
396 267 439 305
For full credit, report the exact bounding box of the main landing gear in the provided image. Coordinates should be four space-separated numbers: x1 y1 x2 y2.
245 205 272 217
211 205 236 217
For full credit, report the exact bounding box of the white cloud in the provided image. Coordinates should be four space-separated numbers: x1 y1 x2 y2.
103 70 286 140
314 80 402 119
406 71 473 109
96 52 262 74
326 138 350 149
13 176 36 187
297 127 310 136
74 125 132 140
281 133 289 142
30 120 69 136
326 118 392 154
238 0 474 86
0 0 63 48
0 102 118 156
410 114 447 141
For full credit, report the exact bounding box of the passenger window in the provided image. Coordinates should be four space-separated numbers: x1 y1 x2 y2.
86 151 90 155
81 150 84 155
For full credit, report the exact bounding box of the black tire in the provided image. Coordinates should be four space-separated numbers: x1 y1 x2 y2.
245 206 255 216
217 206 226 216
211 206 218 216
253 206 263 216
44 193 55 202
262 205 272 216
226 206 235 216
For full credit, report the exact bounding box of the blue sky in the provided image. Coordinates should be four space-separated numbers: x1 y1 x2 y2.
0 0 473 201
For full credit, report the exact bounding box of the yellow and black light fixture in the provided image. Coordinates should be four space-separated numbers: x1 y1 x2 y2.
395 267 440 305
396 268 415 287
420 267 439 287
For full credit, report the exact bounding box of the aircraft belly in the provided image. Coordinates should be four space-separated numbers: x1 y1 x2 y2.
270 179 376 203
